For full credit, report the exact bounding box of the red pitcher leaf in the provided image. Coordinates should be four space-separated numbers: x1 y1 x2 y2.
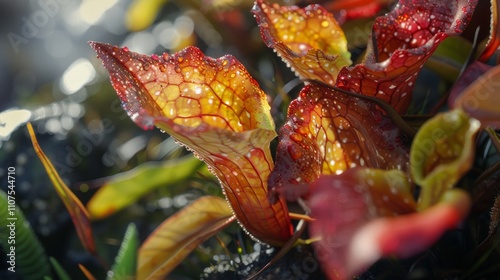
410 109 481 210
27 123 96 256
252 0 352 85
478 0 500 62
269 83 409 200
309 171 470 280
336 0 478 113
451 63 500 129
138 196 235 279
90 42 293 246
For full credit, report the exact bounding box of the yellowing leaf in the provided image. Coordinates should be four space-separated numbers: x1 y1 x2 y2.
253 0 351 85
87 156 203 220
27 123 96 256
90 42 293 246
138 195 235 279
410 110 481 210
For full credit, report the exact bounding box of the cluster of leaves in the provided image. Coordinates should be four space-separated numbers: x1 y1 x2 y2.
20 0 500 279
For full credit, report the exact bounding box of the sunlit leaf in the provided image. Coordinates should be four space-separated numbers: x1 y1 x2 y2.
309 171 470 280
410 109 481 210
107 223 138 280
336 0 478 113
87 155 204 220
269 83 409 201
27 123 97 256
137 196 235 279
451 63 500 129
90 42 293 246
253 0 352 85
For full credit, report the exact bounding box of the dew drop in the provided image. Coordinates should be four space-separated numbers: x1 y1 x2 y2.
151 54 159 60
123 46 129 52
321 20 329 28
290 132 303 142
288 145 302 160
162 53 169 60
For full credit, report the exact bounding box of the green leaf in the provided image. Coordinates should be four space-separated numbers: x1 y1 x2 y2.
0 189 51 280
49 257 71 280
107 223 138 280
410 109 481 210
27 122 97 255
138 195 235 279
87 155 203 220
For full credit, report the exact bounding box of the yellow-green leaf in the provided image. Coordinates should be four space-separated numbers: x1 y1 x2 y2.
87 155 203 220
137 195 235 279
410 110 481 210
107 223 138 280
27 123 96 256
253 0 351 85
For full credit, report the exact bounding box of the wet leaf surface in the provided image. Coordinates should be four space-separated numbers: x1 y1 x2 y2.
90 42 293 246
337 0 478 113
253 0 351 85
269 83 409 201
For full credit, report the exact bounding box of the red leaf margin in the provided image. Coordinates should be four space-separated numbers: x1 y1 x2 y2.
336 0 479 113
254 0 478 113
